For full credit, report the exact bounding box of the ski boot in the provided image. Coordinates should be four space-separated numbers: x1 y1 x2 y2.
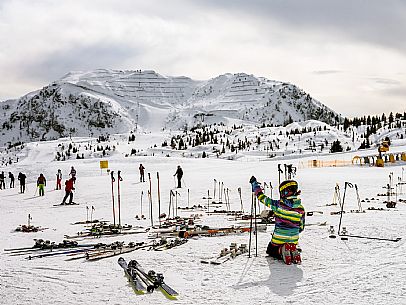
280 243 293 265
290 243 302 264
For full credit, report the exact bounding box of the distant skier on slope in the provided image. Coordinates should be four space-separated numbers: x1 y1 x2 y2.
139 164 145 182
9 172 15 188
0 171 5 189
56 169 62 190
173 165 183 188
70 166 77 181
250 176 305 265
37 173 47 196
18 172 26 193
61 177 75 205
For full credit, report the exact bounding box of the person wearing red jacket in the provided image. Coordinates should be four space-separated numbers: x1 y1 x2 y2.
61 177 75 205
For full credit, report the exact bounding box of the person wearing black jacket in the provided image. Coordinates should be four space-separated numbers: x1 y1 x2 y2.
173 165 183 188
18 172 26 193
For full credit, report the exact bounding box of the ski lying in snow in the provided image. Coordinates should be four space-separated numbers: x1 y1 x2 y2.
201 243 248 265
53 202 80 207
118 257 146 295
64 228 148 239
126 259 178 299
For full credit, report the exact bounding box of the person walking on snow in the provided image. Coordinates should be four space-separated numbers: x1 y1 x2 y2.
250 177 305 265
56 169 62 190
139 164 145 182
173 165 183 188
0 171 5 189
70 166 77 181
18 172 26 193
37 173 47 196
61 177 75 205
9 172 15 188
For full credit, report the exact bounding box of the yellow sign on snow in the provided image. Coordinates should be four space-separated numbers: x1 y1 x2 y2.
100 160 109 169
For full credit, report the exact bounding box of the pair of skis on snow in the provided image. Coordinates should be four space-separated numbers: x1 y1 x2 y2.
118 257 178 299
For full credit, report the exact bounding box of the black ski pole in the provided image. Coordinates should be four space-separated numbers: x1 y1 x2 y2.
254 196 258 257
157 172 161 227
338 182 353 235
86 206 89 222
278 164 283 185
238 187 244 213
214 179 217 201
148 173 153 227
140 191 144 218
110 171 116 227
117 170 123 229
91 206 95 223
340 234 401 242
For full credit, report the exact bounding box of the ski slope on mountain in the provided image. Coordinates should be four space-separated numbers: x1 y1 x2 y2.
0 69 340 146
0 135 405 305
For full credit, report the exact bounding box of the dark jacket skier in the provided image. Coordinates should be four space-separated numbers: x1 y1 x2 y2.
18 172 26 193
0 171 5 189
139 164 145 182
8 172 15 188
250 176 305 265
173 165 183 188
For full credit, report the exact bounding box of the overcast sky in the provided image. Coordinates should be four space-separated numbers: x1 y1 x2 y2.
0 0 405 117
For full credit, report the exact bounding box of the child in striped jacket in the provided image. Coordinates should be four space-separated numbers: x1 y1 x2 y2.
250 176 305 264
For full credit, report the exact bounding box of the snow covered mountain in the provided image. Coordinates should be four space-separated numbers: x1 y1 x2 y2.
0 69 341 146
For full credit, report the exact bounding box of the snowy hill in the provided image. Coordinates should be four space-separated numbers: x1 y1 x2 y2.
0 69 340 146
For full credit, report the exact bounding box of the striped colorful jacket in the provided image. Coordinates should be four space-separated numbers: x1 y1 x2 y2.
253 183 305 245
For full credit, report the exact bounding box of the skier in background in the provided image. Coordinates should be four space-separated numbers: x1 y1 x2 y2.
61 177 75 205
0 171 5 189
18 172 26 193
70 166 77 181
250 176 305 265
56 169 62 190
8 172 15 188
173 165 183 188
37 173 47 196
139 164 145 182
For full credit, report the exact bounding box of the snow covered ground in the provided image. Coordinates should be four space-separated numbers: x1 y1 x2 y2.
1 137 406 305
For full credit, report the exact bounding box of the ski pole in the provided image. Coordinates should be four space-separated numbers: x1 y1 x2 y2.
86 206 89 222
238 187 244 213
168 190 172 219
355 184 362 212
110 171 116 227
187 188 190 208
341 234 401 242
248 192 254 258
117 170 123 228
140 191 144 218
157 172 161 227
254 196 258 257
214 179 217 201
148 173 153 227
338 182 353 235
207 190 210 213
278 164 283 185
218 181 221 202
91 206 95 223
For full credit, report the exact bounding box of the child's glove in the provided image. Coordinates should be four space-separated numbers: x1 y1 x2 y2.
249 176 262 194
